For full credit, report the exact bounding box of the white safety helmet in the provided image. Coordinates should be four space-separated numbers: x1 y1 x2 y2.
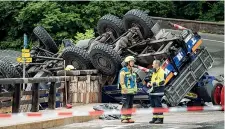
124 56 135 63
65 65 75 71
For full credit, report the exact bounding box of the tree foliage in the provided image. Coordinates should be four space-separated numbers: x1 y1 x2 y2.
0 1 224 50
74 29 94 43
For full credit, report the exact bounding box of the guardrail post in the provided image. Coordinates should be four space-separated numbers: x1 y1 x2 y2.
63 81 70 106
31 83 40 112
48 82 56 109
12 84 21 113
67 81 71 103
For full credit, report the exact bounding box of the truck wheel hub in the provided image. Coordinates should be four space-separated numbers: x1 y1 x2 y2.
72 61 79 69
98 57 108 67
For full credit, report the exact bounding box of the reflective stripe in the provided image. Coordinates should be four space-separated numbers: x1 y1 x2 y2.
121 115 128 119
153 115 158 118
125 72 131 75
153 115 164 118
157 115 164 118
149 92 164 96
127 116 131 119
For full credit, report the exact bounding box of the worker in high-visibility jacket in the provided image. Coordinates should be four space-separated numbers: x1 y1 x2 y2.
147 60 165 124
118 56 137 123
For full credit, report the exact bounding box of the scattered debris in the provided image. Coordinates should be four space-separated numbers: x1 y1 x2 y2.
93 104 121 120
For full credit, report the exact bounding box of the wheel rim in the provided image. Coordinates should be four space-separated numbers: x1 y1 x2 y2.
131 23 142 29
98 57 108 67
213 84 222 105
71 60 80 69
105 27 118 39
93 53 116 74
96 54 112 70
129 21 145 36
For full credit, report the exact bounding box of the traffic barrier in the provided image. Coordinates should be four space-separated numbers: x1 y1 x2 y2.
137 65 150 72
169 22 187 30
0 105 223 118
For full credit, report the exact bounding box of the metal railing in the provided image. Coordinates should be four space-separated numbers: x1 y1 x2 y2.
0 76 71 113
0 70 100 113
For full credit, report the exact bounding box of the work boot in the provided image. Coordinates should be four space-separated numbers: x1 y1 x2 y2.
128 119 135 123
154 118 163 124
149 118 157 124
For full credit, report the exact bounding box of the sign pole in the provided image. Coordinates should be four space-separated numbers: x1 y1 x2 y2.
64 60 67 105
23 34 28 90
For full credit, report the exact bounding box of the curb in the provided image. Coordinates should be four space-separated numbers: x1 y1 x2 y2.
0 115 99 129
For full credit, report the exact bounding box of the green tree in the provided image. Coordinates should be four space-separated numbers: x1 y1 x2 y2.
0 1 224 50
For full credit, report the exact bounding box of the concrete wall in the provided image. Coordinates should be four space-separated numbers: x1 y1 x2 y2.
152 17 224 34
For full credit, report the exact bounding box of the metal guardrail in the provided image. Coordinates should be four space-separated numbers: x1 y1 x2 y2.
0 70 100 113
0 76 71 84
0 76 69 113
152 16 224 25
151 17 224 34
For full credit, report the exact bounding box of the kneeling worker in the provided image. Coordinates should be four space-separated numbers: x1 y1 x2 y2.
118 56 137 123
148 60 165 124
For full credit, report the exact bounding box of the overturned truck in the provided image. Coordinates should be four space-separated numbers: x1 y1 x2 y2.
95 9 224 107
0 9 224 107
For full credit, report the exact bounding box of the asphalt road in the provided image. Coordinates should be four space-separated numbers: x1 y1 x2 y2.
52 111 224 129
200 32 224 77
51 33 224 129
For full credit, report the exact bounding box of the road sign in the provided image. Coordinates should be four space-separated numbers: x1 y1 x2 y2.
22 53 31 58
17 57 32 63
22 49 30 53
24 34 28 48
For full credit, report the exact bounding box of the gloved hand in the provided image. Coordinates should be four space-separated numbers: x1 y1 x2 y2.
152 82 157 87
142 80 147 85
147 82 151 87
159 81 165 85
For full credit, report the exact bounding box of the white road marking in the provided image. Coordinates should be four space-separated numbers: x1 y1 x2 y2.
167 128 179 129
202 38 224 43
102 123 140 129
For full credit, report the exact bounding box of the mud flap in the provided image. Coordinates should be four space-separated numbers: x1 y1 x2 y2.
196 83 213 102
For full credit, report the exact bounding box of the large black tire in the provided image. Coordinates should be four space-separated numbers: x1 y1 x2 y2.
15 65 29 78
0 60 21 91
123 9 155 39
33 26 58 53
97 14 125 39
61 46 92 70
90 44 122 75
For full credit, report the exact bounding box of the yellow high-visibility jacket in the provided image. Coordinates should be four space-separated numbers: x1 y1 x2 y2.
119 67 137 94
151 68 165 86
